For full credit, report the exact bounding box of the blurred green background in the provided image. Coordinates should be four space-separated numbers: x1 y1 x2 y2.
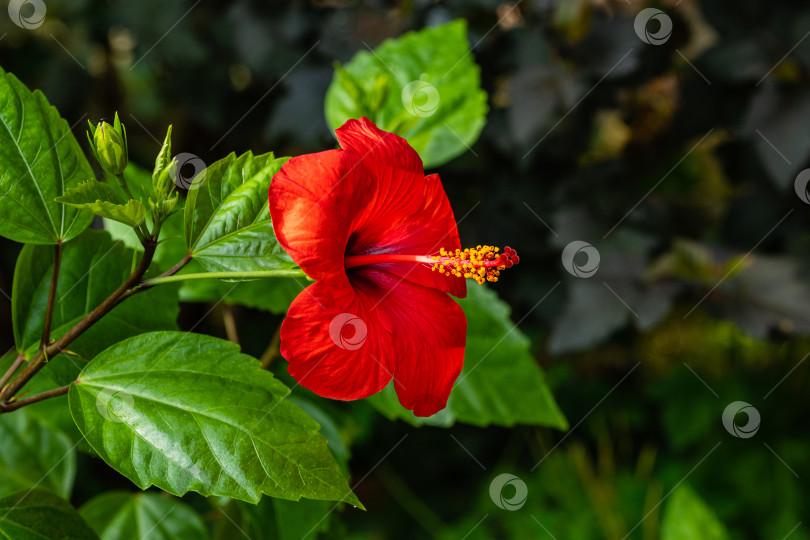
2 0 810 538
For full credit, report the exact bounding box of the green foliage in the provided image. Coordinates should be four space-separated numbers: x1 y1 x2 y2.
80 491 207 540
0 489 99 540
184 151 296 273
55 180 147 229
661 485 729 540
0 66 93 245
368 284 567 428
69 332 361 506
104 167 305 313
325 20 488 168
0 408 76 499
213 497 332 540
12 230 179 383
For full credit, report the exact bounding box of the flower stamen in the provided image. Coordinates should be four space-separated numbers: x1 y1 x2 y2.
430 245 519 285
343 246 518 285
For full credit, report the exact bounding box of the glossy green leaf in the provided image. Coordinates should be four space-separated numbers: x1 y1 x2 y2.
103 186 303 314
0 66 94 244
55 180 147 228
11 229 179 384
80 491 206 540
177 258 305 313
661 485 729 540
68 331 361 506
325 20 488 168
368 285 567 428
0 489 99 540
184 151 296 273
0 408 76 499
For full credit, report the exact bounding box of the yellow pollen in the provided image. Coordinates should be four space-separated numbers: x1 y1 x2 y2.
428 245 519 285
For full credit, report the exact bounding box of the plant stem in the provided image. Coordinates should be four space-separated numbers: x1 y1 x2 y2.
139 269 307 287
223 305 239 344
0 239 158 405
116 172 151 240
155 252 193 281
0 354 25 392
0 384 71 412
41 241 63 348
259 323 282 369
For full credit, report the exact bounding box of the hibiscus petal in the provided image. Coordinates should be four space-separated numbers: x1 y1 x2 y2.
353 268 467 417
335 117 423 176
280 274 396 401
335 119 465 298
347 165 467 298
269 149 369 281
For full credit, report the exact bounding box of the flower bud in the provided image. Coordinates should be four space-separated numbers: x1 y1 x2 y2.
88 113 128 176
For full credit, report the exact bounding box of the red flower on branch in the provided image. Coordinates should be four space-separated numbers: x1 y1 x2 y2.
269 118 518 416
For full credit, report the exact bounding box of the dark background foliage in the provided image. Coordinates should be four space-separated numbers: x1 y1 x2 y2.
1 0 809 538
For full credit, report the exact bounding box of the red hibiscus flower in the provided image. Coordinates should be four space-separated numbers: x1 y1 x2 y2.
269 118 518 417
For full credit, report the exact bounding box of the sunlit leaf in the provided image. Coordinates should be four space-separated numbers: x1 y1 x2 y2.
325 20 488 168
0 66 94 244
184 151 296 273
69 331 362 506
55 180 147 228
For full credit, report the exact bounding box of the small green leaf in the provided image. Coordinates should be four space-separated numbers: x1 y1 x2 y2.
80 491 206 540
184 151 296 274
68 331 362 506
0 408 76 499
0 67 95 244
11 229 180 383
55 180 147 228
0 489 99 540
661 485 729 540
325 20 488 168
368 285 567 428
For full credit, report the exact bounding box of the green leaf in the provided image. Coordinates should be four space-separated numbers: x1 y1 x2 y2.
11 229 180 383
0 489 100 540
368 285 567 429
103 183 303 314
177 259 305 313
68 331 362 506
0 66 94 244
325 20 488 168
184 151 296 274
214 497 331 540
0 407 76 499
661 485 729 540
80 491 206 540
55 180 147 228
